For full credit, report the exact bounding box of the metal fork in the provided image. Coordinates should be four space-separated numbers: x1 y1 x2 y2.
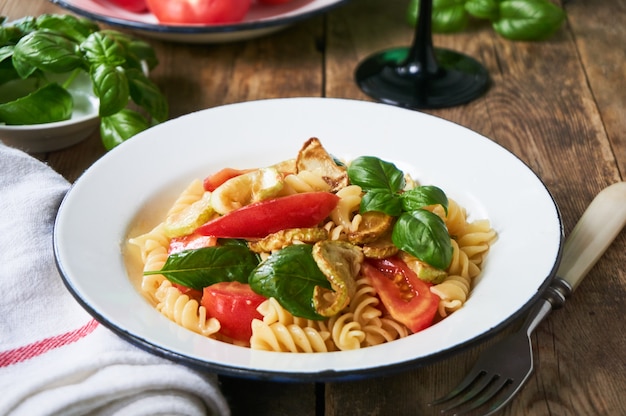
430 182 626 416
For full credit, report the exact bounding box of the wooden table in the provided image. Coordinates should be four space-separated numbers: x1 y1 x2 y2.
3 0 625 414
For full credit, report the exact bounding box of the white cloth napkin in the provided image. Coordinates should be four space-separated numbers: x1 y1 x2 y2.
0 143 230 416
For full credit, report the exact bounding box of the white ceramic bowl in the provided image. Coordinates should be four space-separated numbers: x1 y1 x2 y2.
0 72 99 153
54 97 563 381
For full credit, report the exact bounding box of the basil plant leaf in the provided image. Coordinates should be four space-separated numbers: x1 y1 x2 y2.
126 68 168 122
144 245 260 291
360 189 403 217
35 14 98 43
407 0 469 33
401 185 449 215
13 31 83 73
249 244 331 321
465 0 500 21
100 109 149 150
347 155 406 193
392 209 453 270
81 31 125 67
494 0 566 41
0 82 71 124
91 62 129 117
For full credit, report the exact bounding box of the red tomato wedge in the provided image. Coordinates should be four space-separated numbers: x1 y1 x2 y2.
195 192 339 239
362 257 440 333
145 0 251 24
201 282 266 342
203 167 255 192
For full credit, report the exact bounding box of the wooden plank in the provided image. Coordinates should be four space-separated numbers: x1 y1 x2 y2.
565 0 626 176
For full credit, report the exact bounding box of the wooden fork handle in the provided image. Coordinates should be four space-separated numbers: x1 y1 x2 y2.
556 182 626 292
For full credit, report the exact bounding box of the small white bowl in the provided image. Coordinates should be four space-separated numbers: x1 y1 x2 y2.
0 72 99 153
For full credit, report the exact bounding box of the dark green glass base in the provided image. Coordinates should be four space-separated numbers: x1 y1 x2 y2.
355 47 489 109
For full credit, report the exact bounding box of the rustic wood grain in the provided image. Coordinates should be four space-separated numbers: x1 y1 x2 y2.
2 0 624 414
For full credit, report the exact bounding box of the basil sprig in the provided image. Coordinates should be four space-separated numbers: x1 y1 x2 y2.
347 156 453 270
144 243 260 291
407 0 566 41
0 14 168 150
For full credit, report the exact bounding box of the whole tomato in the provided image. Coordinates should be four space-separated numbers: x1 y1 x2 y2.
145 0 252 24
105 0 148 13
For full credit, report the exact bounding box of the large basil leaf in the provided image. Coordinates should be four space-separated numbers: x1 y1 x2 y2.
35 14 98 43
144 245 260 291
249 244 331 320
91 62 129 117
81 31 125 67
392 209 453 270
400 185 449 215
0 82 71 124
126 68 168 122
13 31 83 73
493 0 566 41
360 189 403 216
347 156 406 193
100 109 149 151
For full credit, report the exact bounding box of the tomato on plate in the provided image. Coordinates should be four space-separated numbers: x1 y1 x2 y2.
202 282 267 341
104 0 148 13
145 0 252 24
362 257 440 333
196 191 339 239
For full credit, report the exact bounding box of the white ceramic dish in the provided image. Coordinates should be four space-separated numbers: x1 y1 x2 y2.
54 97 562 381
50 0 349 43
0 72 99 153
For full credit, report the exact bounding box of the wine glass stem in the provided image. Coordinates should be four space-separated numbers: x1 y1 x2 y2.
402 0 439 77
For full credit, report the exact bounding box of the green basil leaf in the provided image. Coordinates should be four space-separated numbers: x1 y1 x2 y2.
35 14 98 43
144 245 260 291
0 16 36 44
494 0 566 41
392 209 453 270
465 0 500 20
401 185 449 215
100 109 149 150
13 31 83 73
0 82 71 124
91 62 129 117
360 189 403 216
347 156 405 192
98 30 158 71
126 68 168 122
249 244 331 320
407 0 469 33
81 31 125 67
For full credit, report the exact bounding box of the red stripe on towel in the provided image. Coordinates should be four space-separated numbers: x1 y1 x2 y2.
0 319 99 367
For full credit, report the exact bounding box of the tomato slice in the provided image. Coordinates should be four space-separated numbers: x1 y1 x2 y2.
168 232 217 254
195 191 339 239
203 167 256 192
145 0 251 24
201 282 267 342
362 257 440 333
